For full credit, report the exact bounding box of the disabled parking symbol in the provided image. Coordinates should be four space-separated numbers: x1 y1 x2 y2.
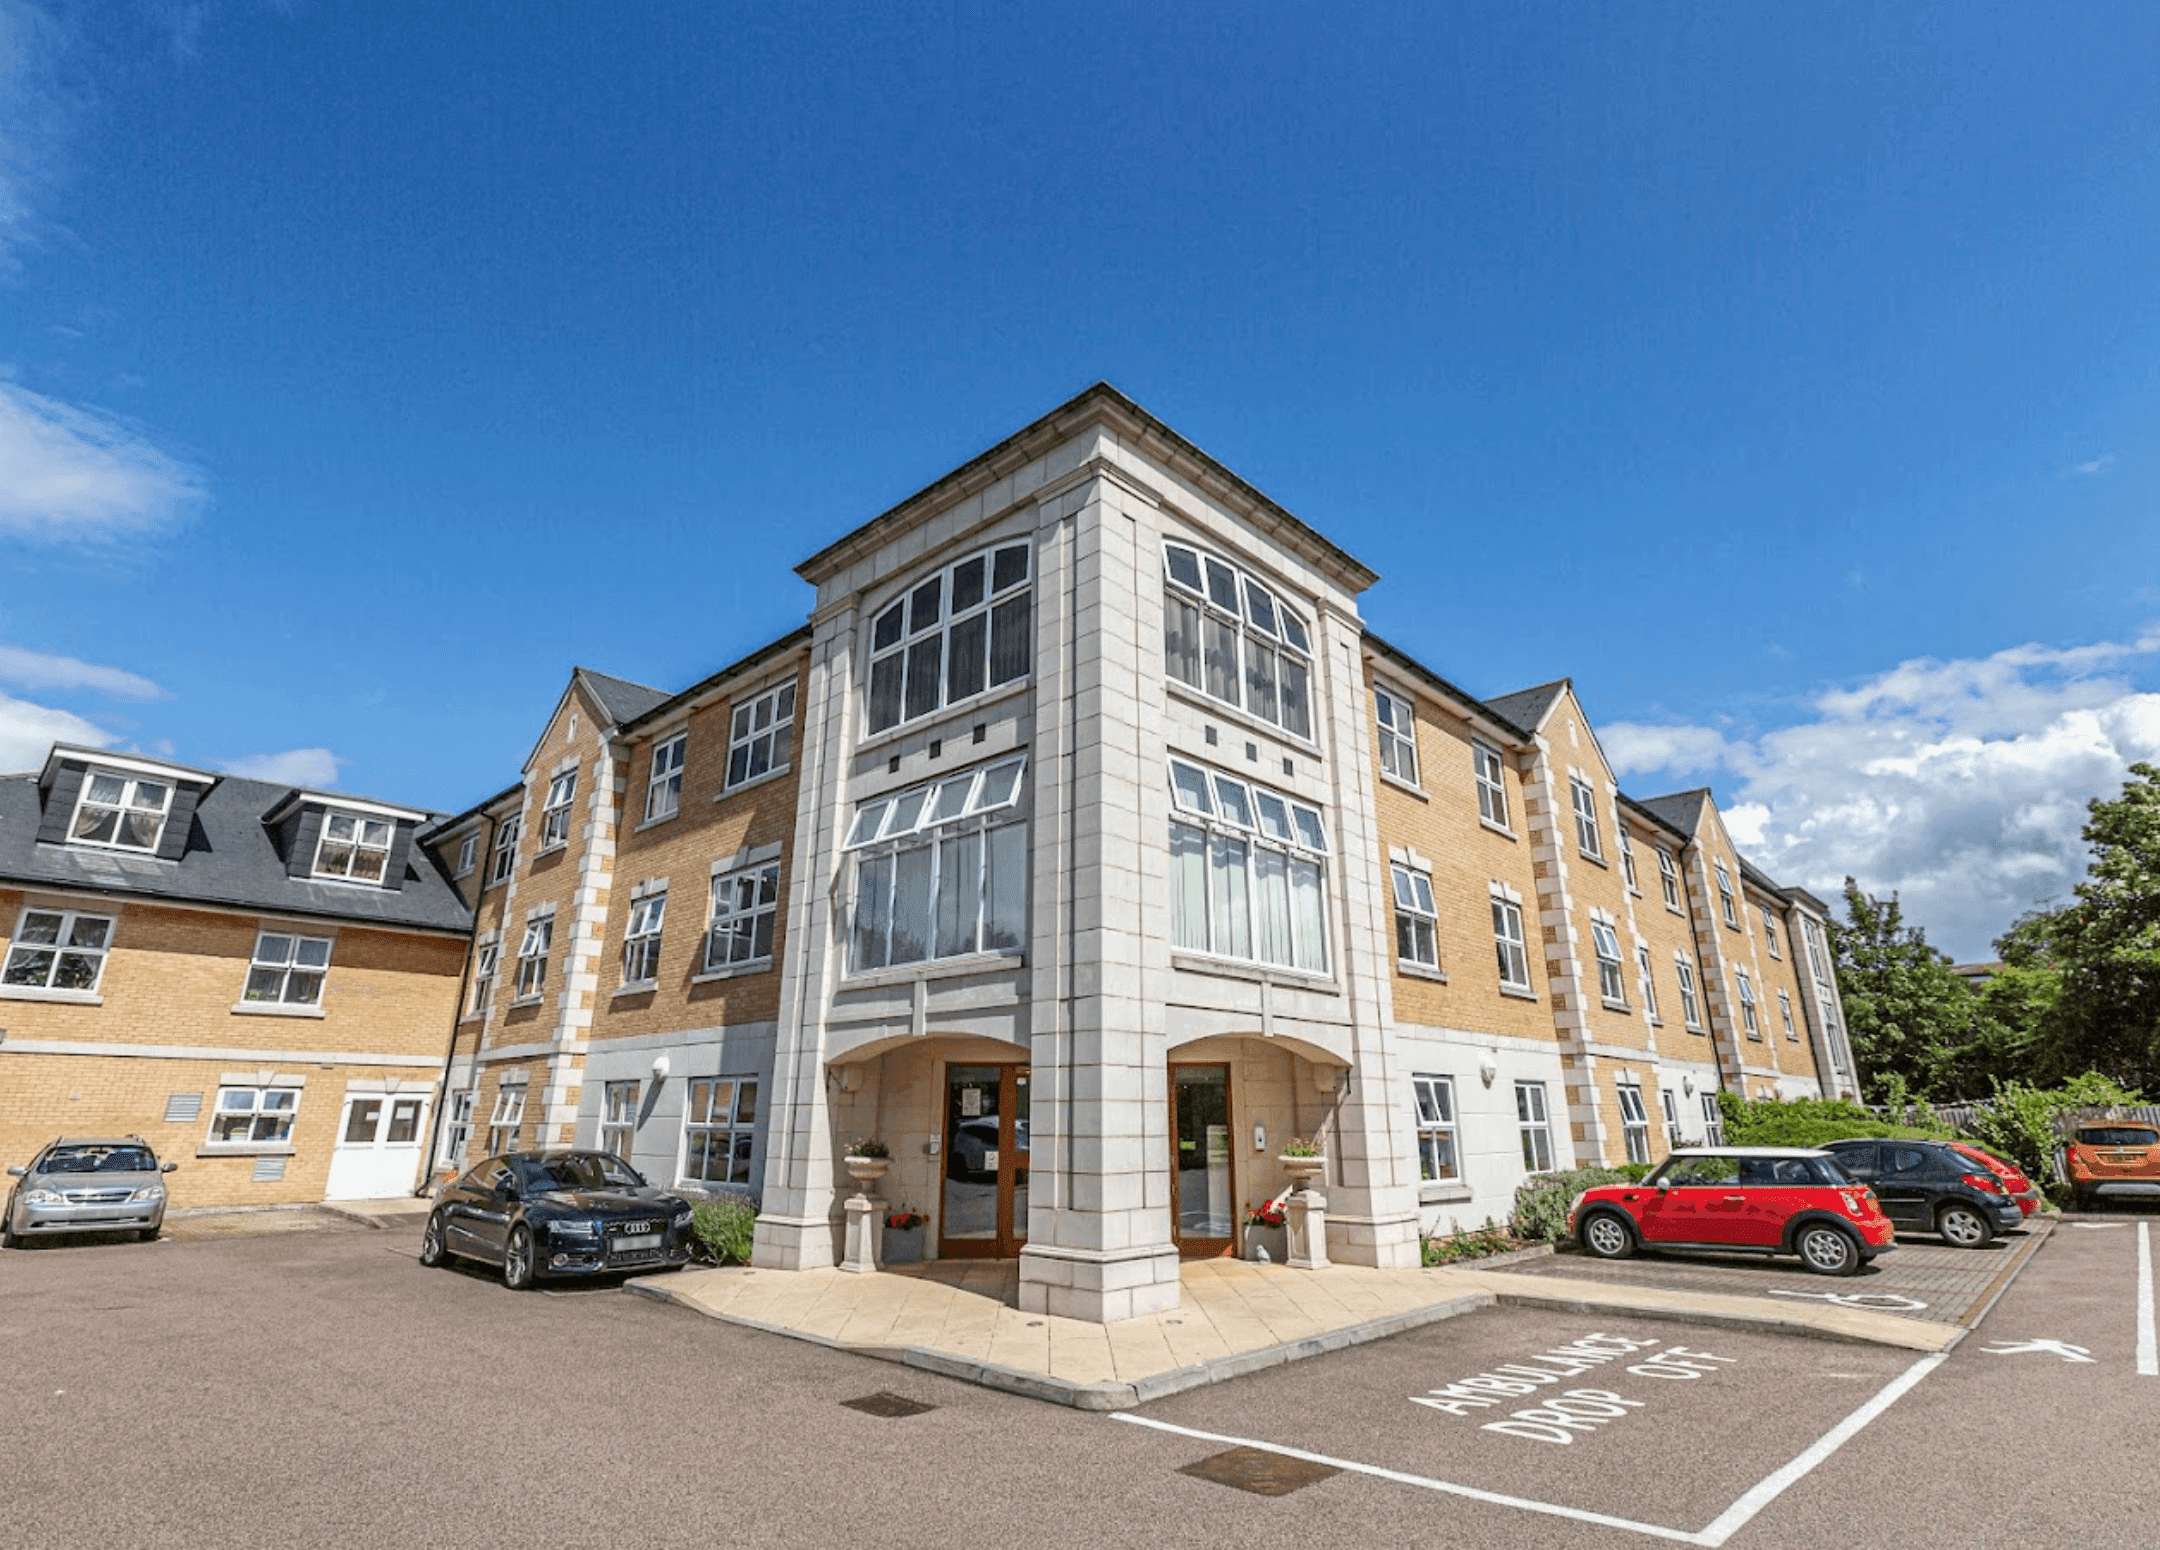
1765 1288 1929 1312
1980 1339 2096 1362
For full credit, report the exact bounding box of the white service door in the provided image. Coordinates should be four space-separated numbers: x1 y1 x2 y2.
323 1093 429 1200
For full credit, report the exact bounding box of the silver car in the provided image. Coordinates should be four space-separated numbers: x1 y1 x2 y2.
3 1136 178 1247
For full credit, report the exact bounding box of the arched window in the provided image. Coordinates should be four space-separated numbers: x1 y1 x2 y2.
866 542 1032 735
1161 543 1312 739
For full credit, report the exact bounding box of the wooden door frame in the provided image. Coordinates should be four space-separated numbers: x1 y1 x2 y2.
937 1062 1029 1259
1169 1062 1236 1258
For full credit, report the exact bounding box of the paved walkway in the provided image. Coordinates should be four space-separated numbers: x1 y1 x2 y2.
630 1240 1976 1410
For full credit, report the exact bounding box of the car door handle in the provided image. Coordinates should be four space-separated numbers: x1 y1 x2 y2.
1723 1195 1746 1202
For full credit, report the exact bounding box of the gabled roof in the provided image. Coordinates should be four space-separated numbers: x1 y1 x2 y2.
574 668 671 728
618 627 812 737
1362 633 1534 745
1633 789 1711 837
0 773 471 934
1484 679 1570 732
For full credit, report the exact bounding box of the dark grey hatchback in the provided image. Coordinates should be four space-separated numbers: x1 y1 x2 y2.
421 1150 695 1289
1820 1139 2026 1249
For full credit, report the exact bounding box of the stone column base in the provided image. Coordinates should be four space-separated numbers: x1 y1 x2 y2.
1321 1209 1424 1269
751 1210 840 1271
1017 1240 1182 1323
838 1195 883 1274
1286 1189 1330 1269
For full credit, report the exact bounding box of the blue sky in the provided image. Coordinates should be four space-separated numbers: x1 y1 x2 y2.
3 2 2157 959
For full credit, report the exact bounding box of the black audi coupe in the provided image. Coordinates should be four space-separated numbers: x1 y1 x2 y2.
421 1150 695 1288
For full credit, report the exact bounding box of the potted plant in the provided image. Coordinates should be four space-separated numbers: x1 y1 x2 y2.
1243 1198 1288 1263
842 1138 890 1194
1278 1135 1326 1187
884 1207 928 1264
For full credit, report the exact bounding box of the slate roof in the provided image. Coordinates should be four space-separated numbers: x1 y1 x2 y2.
0 772 472 935
574 668 671 728
1484 679 1570 732
1632 789 1709 837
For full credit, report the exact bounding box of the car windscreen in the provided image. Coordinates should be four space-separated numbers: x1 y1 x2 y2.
42 1145 157 1174
519 1154 647 1192
2076 1128 2158 1148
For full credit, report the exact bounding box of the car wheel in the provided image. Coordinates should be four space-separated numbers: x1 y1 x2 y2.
0 1221 19 1250
1580 1211 1637 1260
138 1225 160 1242
418 1211 448 1268
503 1224 537 1290
1938 1203 1995 1249
1797 1223 1862 1276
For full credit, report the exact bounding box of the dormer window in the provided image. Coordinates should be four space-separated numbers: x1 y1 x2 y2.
866 542 1033 735
1162 544 1312 739
71 769 172 852
314 812 393 884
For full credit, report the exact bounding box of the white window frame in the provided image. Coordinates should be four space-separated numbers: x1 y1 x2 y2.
1619 828 1639 892
1715 859 1739 927
243 931 331 1006
867 541 1033 736
1778 988 1798 1041
453 834 478 877
850 758 1030 972
1167 758 1331 974
486 1087 525 1155
1675 953 1704 1029
68 767 173 853
1657 846 1681 910
1161 542 1314 740
442 1089 476 1167
707 863 780 972
1491 893 1531 991
683 1076 758 1187
208 1085 300 1145
1736 969 1761 1038
601 1080 640 1160
515 917 552 1000
313 810 394 885
488 815 521 885
1700 1092 1727 1147
1391 862 1439 971
1412 1074 1459 1182
1570 777 1603 860
1516 1081 1553 1173
645 734 687 822
1373 684 1418 784
1636 944 1661 1022
1473 740 1509 828
1617 1082 1651 1166
1661 1088 1684 1150
622 893 666 985
1761 905 1781 959
1590 918 1626 1007
726 683 796 790
3 907 115 993
539 771 577 851
468 940 499 1014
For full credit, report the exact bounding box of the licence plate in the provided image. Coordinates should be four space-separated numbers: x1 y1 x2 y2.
615 1232 661 1252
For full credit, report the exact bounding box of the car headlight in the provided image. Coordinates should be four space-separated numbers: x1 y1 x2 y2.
128 1186 166 1203
670 1209 693 1229
23 1188 64 1206
548 1218 600 1238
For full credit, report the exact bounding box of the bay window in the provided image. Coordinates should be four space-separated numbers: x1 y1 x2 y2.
1162 543 1312 739
1168 758 1329 974
848 758 1027 971
866 543 1032 735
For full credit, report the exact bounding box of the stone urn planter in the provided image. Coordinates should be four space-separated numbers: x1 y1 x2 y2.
1278 1152 1330 1270
843 1155 890 1196
1278 1153 1326 1189
839 1152 890 1275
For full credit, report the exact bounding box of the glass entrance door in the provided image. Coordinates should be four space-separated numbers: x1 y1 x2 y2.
938 1064 1030 1258
1170 1064 1235 1257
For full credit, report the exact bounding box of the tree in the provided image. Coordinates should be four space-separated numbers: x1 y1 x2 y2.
1828 879 1987 1102
2032 762 2160 1089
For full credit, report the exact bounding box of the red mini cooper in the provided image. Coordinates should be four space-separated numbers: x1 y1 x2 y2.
1569 1146 1896 1277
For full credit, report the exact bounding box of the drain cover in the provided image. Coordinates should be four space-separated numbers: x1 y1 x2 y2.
841 1392 937 1419
1179 1447 1338 1496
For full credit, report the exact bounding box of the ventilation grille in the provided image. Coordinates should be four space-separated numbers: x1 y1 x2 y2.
251 1155 287 1183
164 1093 204 1124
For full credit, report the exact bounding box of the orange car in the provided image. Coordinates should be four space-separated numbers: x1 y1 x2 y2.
2063 1122 2160 1210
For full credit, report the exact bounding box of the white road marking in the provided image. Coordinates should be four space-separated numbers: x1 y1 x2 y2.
2068 1222 2125 1230
1765 1288 1928 1312
1112 1351 1947 1548
1979 1338 2095 1362
2138 1222 2156 1378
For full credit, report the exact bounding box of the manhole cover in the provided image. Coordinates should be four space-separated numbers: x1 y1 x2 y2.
1179 1447 1338 1497
841 1392 937 1419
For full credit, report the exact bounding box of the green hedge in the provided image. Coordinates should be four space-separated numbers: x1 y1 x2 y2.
1716 1092 1948 1148
1511 1166 1644 1244
688 1195 757 1264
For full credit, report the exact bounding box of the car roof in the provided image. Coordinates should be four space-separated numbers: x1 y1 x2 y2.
1661 1146 1831 1158
42 1136 156 1150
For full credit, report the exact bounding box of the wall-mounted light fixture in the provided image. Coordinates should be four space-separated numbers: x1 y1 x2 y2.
650 1054 670 1081
1253 1122 1267 1152
1478 1051 1498 1088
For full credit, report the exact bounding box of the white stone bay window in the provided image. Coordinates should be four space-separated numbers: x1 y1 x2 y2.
1168 759 1329 974
847 758 1027 971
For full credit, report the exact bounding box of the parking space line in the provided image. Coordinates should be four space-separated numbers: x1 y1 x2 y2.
1111 1351 1948 1548
2138 1223 2156 1378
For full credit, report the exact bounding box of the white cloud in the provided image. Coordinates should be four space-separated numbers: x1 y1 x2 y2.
0 380 204 541
0 690 113 773
0 644 162 700
0 0 69 269
1607 631 2160 962
2069 455 2116 477
218 747 343 788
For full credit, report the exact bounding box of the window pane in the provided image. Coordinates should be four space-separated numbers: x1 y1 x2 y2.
1169 762 1212 814
1245 642 1279 725
890 844 933 965
988 592 1031 685
852 856 892 970
1278 657 1310 739
886 788 927 834
1209 834 1250 959
1164 595 1202 689
16 912 61 945
295 938 331 968
1170 821 1207 951
909 575 943 632
1390 866 1415 909
1279 610 1310 653
1203 615 1239 703
1165 545 1202 591
975 761 1022 810
929 775 975 823
950 556 987 613
1291 806 1326 852
983 821 1026 951
1243 579 1278 636
1290 857 1326 971
992 543 1029 592
3 949 55 986
934 830 982 958
868 653 904 733
1203 558 1239 612
1253 847 1292 966
1212 777 1253 828
904 636 943 721
1411 874 1435 914
847 799 891 847
286 971 324 1005
256 936 293 966
945 612 987 703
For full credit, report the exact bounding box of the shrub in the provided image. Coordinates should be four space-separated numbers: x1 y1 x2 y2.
1715 1091 1948 1148
1422 1218 1516 1266
689 1196 757 1264
1511 1167 1636 1243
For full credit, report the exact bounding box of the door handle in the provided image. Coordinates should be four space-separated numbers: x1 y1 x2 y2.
1723 1194 1746 1202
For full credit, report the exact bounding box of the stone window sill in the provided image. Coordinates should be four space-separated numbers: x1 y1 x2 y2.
613 980 658 998
230 1001 325 1019
1164 678 1323 759
1377 768 1429 803
853 678 1034 758
0 984 103 1005
509 995 545 1010
716 764 793 801
1170 951 1337 993
1398 961 1448 984
843 951 1023 990
1498 984 1539 1002
691 960 774 985
1419 1181 1473 1205
1479 818 1517 842
1601 998 1632 1014
195 1143 297 1158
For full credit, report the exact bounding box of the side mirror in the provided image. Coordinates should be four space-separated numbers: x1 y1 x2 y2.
5 1166 23 1178
161 1162 179 1174
1654 1178 1671 1193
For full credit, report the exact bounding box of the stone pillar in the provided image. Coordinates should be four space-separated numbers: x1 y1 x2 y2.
839 1194 884 1274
